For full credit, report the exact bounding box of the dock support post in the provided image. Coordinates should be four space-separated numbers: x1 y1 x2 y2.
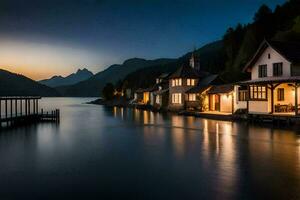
270 84 274 114
0 100 2 128
295 83 298 115
15 99 17 117
5 99 8 127
20 99 23 116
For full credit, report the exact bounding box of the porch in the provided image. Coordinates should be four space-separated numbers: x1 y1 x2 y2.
239 77 300 116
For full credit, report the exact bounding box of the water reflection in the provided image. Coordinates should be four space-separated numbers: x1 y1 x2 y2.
110 107 300 199
1 101 300 199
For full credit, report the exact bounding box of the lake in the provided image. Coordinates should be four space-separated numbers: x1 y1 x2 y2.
0 97 300 199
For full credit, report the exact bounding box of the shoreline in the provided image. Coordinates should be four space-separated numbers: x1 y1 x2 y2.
88 98 300 128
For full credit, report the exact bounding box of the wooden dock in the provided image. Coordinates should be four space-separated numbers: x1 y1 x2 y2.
0 96 60 129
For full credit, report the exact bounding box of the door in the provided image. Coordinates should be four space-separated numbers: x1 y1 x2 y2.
215 95 220 111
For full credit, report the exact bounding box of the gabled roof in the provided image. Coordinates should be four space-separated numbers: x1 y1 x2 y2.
169 64 209 79
157 73 170 79
186 74 225 94
243 40 300 72
207 84 234 94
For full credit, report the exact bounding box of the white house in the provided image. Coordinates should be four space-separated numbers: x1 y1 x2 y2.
236 39 300 115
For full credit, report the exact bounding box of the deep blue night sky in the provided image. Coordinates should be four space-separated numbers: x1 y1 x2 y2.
0 0 285 79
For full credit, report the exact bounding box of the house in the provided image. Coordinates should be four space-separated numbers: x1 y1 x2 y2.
151 73 170 109
134 88 152 105
207 84 234 113
236 39 300 115
168 53 209 111
185 74 224 111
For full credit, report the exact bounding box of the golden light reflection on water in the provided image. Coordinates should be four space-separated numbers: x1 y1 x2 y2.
110 107 300 195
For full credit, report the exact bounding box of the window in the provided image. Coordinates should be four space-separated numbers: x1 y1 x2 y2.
156 95 160 104
273 63 283 76
172 93 182 104
277 88 284 101
249 85 267 100
188 94 196 101
258 65 267 78
268 53 271 59
238 90 248 101
187 79 195 86
172 78 182 87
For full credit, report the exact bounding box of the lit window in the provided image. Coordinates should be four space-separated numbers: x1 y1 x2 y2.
188 94 196 101
187 79 191 86
156 95 160 104
191 79 195 86
249 85 267 100
172 79 182 87
187 79 195 86
172 93 182 104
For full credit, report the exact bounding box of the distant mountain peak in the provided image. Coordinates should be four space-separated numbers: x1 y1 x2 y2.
39 68 94 87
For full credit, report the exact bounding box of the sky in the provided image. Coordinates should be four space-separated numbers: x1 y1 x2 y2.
0 0 285 80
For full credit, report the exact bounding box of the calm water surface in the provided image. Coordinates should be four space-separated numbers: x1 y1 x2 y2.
1 98 300 199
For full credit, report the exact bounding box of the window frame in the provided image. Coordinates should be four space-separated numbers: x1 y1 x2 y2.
172 78 182 87
188 93 196 101
238 90 248 101
277 88 284 101
273 62 283 77
172 93 182 104
258 65 267 78
249 85 267 101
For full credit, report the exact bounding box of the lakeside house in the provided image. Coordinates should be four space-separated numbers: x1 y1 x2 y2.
168 53 213 111
236 39 300 116
132 39 300 118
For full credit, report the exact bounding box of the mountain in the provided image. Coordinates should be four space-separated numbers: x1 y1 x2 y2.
57 58 175 97
122 40 225 90
0 69 60 96
39 68 93 87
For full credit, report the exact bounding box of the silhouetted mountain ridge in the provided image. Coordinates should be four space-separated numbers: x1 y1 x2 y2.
0 69 59 96
39 68 93 87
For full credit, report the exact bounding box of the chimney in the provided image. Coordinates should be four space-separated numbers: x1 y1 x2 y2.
189 53 200 71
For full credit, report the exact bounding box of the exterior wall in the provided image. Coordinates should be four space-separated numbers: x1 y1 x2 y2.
150 92 155 106
248 101 269 114
248 87 271 114
220 94 232 113
251 46 291 79
168 78 199 110
209 93 233 113
233 85 247 112
291 64 300 76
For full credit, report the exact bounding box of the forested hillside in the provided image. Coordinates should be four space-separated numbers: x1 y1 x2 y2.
121 0 300 89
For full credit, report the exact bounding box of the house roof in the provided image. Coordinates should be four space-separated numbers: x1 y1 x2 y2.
207 84 234 94
186 74 221 94
169 64 209 79
243 40 300 72
157 73 170 79
153 88 169 95
135 87 155 93
239 76 300 85
186 85 210 94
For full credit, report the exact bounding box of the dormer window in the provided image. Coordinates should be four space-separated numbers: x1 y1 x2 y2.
273 63 283 76
258 65 267 78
